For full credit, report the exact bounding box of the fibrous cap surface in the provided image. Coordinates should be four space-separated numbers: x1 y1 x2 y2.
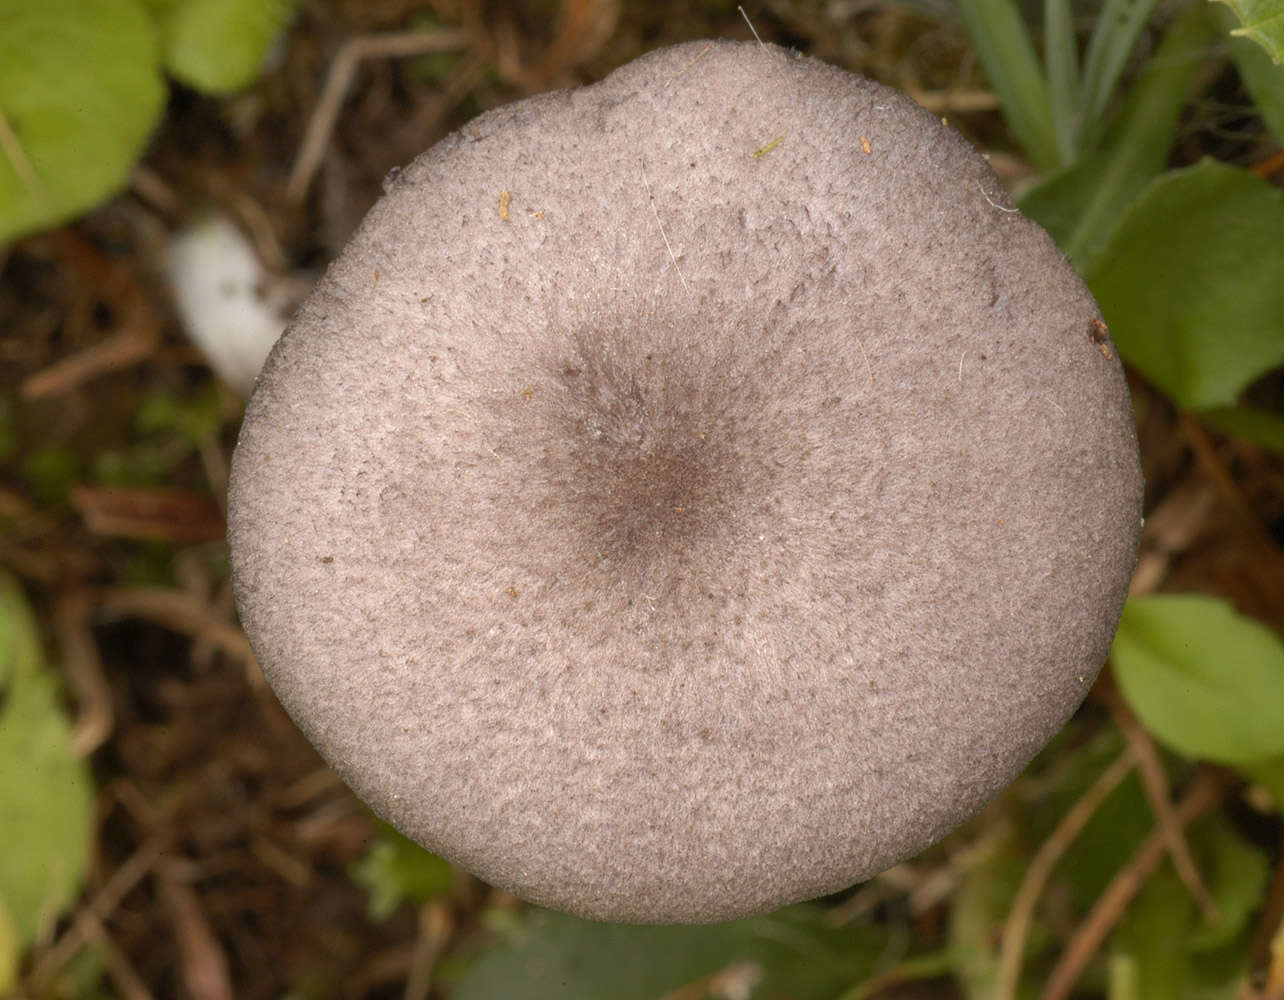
229 40 1143 923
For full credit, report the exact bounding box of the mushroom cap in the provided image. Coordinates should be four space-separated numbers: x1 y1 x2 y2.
229 40 1143 924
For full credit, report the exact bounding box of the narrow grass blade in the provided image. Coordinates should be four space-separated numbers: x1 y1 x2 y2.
957 0 1062 170
1081 0 1162 130
1044 0 1082 159
1018 1 1216 271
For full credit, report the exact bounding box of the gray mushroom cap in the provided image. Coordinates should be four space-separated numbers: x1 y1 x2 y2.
228 39 1143 924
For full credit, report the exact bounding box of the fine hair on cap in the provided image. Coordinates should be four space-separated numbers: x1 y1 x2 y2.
229 39 1144 924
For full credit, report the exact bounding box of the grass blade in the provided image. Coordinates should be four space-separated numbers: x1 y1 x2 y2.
1044 0 1082 159
957 0 1062 170
1081 0 1162 129
1018 1 1216 271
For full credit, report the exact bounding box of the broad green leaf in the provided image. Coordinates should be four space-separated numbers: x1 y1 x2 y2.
348 820 453 921
0 571 94 952
1109 865 1192 1000
1019 2 1216 271
1086 160 1284 410
957 0 1063 170
0 0 166 245
455 905 888 1000
1113 594 1284 764
151 0 299 94
1188 825 1269 952
1215 0 1284 63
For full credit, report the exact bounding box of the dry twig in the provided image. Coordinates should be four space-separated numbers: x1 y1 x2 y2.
1040 769 1225 1000
996 746 1138 1000
1107 690 1217 920
287 29 471 204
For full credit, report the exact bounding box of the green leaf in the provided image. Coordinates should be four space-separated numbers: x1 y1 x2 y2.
1113 594 1284 765
0 571 94 953
0 0 166 245
1214 0 1284 63
152 0 299 94
957 0 1063 170
1198 406 1284 454
1019 2 1216 271
1079 0 1162 134
1221 5 1284 141
1109 865 1193 1000
0 899 16 998
348 820 453 922
1188 825 1269 952
1044 0 1081 158
1043 729 1153 910
455 905 889 1000
948 831 1024 1000
1086 160 1284 410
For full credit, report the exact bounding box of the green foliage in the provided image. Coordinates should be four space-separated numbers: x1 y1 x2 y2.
1085 160 1284 412
21 446 80 506
964 2 1284 449
1017 2 1216 271
956 0 1168 170
1187 825 1270 952
348 821 454 921
1107 824 1267 1000
0 572 94 990
1110 865 1194 1000
1214 0 1284 62
957 0 1064 169
1041 730 1153 908
1113 594 1284 765
1240 755 1284 810
0 0 167 246
0 0 298 247
948 832 1025 1000
455 905 890 1000
1222 3 1284 138
135 382 226 445
146 0 300 94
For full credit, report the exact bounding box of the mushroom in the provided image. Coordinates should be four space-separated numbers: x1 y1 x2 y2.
228 40 1142 924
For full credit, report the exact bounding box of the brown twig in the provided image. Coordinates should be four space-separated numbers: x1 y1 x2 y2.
1180 412 1270 542
1250 842 1284 992
55 590 115 756
286 29 471 204
96 586 255 671
76 908 157 1000
1106 690 1217 920
1040 769 1225 1000
403 901 454 1000
158 862 235 1000
72 485 226 545
27 836 167 991
20 232 161 400
996 746 1138 1000
1129 481 1216 596
1251 148 1284 180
